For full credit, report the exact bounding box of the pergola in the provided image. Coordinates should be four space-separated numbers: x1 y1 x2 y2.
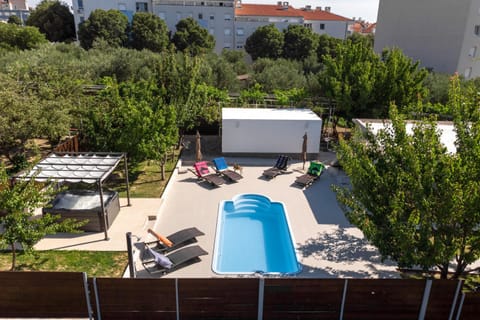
16 152 131 240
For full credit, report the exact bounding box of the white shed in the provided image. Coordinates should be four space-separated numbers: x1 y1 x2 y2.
222 108 322 155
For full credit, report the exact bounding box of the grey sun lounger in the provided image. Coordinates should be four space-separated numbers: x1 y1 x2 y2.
263 155 289 179
193 161 225 186
142 244 208 275
212 157 243 182
146 227 205 253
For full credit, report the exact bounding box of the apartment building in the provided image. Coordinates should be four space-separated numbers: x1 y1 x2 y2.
152 0 235 53
0 0 29 22
72 0 351 53
374 0 480 78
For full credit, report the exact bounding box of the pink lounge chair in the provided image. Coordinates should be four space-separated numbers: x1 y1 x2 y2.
193 161 225 186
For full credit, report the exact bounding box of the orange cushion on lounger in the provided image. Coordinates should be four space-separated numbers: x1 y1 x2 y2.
148 228 174 247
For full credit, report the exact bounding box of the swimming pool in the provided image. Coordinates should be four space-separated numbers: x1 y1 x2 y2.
212 194 301 275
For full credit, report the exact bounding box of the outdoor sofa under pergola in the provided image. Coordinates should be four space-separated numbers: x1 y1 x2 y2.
16 152 131 240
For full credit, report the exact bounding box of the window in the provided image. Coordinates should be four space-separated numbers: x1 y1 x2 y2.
159 12 166 20
474 25 480 36
77 0 84 9
469 46 477 57
118 3 127 10
224 14 231 21
209 28 215 35
198 13 203 19
210 14 214 20
224 28 231 36
304 23 312 29
224 43 231 49
236 45 243 49
236 28 244 36
136 2 148 12
187 12 193 18
319 23 325 30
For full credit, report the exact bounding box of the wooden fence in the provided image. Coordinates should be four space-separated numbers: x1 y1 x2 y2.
0 272 478 319
54 134 79 153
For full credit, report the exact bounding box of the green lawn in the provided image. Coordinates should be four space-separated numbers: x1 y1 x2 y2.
0 250 128 277
0 151 180 275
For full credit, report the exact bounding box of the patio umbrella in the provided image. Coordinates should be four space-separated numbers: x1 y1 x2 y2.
195 130 202 162
302 132 307 170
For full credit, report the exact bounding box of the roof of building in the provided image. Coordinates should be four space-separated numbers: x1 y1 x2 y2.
300 8 350 21
222 108 321 121
235 3 303 17
235 3 350 21
350 21 377 34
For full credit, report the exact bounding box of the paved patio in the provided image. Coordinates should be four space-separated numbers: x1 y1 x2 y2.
35 152 400 279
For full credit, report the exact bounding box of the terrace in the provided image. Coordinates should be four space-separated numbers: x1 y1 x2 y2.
35 151 398 279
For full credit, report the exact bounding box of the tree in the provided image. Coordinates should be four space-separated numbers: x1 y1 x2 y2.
171 17 215 56
251 58 306 92
130 12 170 52
245 24 284 60
334 78 480 278
7 15 22 25
316 34 341 63
319 41 426 119
26 0 75 42
282 24 317 61
0 23 47 50
0 167 83 270
78 9 129 49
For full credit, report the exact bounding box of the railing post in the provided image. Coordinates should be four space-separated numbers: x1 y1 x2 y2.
126 232 136 278
418 279 432 320
257 278 264 320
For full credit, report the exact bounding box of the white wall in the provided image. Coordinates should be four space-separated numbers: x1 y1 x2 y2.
222 109 322 154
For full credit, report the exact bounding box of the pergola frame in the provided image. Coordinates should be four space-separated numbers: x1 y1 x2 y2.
16 152 131 240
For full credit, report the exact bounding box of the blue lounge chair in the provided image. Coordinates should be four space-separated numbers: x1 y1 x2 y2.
212 157 243 182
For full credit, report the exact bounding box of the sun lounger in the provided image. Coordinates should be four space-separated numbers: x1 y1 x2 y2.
146 227 205 253
193 161 225 186
212 157 243 182
142 244 208 275
295 161 325 188
263 155 289 179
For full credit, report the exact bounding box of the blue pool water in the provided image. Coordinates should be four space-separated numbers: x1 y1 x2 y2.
212 194 301 275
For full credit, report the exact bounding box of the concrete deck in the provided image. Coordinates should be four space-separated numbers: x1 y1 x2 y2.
35 153 399 279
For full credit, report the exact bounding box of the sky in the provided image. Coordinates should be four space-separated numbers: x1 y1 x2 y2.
29 0 379 22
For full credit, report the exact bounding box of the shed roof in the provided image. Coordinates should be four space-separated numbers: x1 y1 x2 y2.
222 108 321 121
354 119 457 154
17 152 125 184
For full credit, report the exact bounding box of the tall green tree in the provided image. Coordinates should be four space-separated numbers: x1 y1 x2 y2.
334 78 480 278
26 0 75 43
78 9 129 49
282 24 317 61
319 40 382 118
316 34 341 63
320 40 426 119
130 12 170 52
245 24 284 60
171 17 215 56
0 167 83 270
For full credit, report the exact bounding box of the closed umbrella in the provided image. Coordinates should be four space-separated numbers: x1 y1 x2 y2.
195 130 202 162
302 133 307 170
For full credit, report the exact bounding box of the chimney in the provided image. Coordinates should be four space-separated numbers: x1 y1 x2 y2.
316 6 322 11
235 0 242 8
325 6 331 12
305 5 312 11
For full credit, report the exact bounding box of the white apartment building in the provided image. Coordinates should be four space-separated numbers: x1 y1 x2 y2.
375 0 480 79
0 0 29 22
72 0 351 53
152 0 235 53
